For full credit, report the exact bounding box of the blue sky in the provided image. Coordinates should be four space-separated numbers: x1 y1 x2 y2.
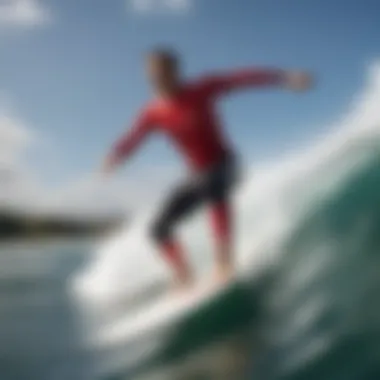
0 0 379 212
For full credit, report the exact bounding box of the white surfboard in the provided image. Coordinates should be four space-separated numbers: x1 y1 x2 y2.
94 276 238 348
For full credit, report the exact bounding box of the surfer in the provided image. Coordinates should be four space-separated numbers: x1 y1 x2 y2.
102 48 313 290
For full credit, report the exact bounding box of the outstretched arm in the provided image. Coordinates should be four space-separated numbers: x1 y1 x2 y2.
102 110 154 174
201 68 313 97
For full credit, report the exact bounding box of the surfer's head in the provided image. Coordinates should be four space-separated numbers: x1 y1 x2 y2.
145 48 181 97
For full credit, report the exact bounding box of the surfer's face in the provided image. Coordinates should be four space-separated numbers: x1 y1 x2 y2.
146 51 180 96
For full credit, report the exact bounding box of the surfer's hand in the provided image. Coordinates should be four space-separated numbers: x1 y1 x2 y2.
100 155 117 177
283 71 314 92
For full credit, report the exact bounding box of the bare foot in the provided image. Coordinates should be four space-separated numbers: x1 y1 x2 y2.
169 272 194 297
211 264 234 286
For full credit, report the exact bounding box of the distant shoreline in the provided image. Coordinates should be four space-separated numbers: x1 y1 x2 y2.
0 211 124 243
0 236 99 250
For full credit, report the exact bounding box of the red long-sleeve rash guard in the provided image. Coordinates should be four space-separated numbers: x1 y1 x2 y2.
110 68 284 171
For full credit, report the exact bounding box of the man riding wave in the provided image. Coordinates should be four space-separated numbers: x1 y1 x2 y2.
102 48 313 291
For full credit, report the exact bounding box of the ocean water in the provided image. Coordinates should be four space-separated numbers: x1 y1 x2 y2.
2 67 380 379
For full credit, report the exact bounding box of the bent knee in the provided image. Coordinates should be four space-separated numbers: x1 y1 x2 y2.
150 219 171 243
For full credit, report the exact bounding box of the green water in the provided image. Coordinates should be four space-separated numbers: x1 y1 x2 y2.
253 154 380 380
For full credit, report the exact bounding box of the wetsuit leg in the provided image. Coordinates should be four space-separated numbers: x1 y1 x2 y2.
151 180 204 243
205 154 239 266
210 200 231 245
150 179 204 276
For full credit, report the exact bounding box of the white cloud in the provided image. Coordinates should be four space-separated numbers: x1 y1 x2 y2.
0 95 176 218
0 103 34 166
0 98 49 213
128 0 191 14
0 0 51 28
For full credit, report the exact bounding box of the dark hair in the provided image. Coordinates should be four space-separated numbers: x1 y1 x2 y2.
146 47 179 70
